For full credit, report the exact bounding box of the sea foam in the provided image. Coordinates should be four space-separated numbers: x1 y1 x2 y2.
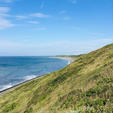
24 75 37 81
0 83 13 91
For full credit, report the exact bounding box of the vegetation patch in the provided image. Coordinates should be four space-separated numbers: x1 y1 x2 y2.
3 103 16 112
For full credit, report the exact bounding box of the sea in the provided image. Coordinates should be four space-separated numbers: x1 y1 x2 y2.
0 56 70 91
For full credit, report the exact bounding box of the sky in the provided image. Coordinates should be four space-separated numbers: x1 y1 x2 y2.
0 0 113 56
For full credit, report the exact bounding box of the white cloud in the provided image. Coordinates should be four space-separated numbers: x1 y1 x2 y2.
0 7 10 14
0 7 14 29
28 21 40 24
31 13 49 18
0 7 49 30
0 38 112 56
0 7 11 17
0 17 14 29
15 15 27 20
0 13 10 17
0 0 13 3
39 38 113 55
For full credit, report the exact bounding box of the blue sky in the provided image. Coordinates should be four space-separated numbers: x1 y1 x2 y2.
0 0 113 56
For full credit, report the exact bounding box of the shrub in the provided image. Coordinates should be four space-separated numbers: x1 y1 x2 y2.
97 77 112 85
94 98 106 106
85 88 99 97
4 103 16 112
24 107 33 113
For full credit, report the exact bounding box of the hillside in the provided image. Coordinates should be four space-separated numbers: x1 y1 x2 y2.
0 44 113 113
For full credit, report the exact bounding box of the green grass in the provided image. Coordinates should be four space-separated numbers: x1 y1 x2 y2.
0 44 113 113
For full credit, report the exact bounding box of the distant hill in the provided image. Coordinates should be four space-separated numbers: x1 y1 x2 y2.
0 44 113 113
55 54 83 58
55 55 83 62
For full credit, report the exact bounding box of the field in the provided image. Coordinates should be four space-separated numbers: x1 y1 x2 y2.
0 44 113 113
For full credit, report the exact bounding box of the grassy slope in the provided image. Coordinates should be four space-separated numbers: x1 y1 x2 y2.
0 44 113 113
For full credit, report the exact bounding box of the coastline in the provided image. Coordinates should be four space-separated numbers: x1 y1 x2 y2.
0 75 43 96
0 57 72 96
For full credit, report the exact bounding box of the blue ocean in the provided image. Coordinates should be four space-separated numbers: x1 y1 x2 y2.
0 56 70 91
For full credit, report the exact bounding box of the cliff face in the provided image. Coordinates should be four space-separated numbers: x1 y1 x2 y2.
0 44 113 113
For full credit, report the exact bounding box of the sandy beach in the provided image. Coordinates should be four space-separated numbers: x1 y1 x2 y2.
54 56 77 63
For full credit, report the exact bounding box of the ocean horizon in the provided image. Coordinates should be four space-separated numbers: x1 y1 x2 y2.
0 56 70 91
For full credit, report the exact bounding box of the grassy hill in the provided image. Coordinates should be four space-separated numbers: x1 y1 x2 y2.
0 44 113 113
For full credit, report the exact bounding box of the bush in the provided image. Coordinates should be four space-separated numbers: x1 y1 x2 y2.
94 98 106 106
85 98 106 107
24 107 33 113
4 103 16 112
85 88 99 97
97 77 112 85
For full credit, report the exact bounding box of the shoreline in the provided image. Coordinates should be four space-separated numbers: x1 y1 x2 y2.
0 57 72 96
0 75 43 96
